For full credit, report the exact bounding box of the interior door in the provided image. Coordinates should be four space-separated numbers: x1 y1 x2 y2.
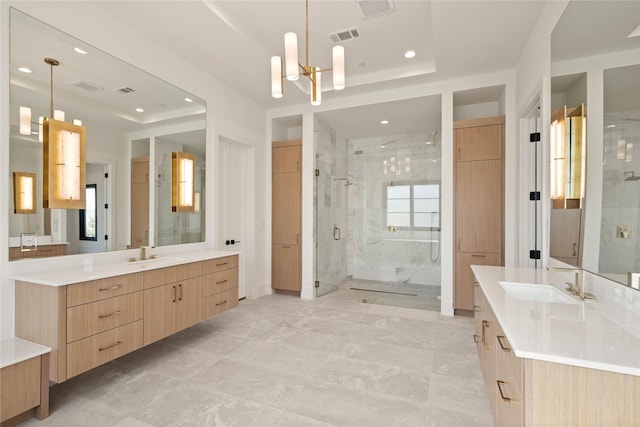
219 138 248 299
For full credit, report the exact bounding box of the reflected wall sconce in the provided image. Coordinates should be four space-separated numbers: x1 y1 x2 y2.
270 0 345 105
172 151 195 212
13 172 36 214
550 104 586 209
42 58 86 209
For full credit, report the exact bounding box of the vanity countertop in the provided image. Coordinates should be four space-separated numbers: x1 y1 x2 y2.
472 265 640 377
10 249 239 287
0 337 50 369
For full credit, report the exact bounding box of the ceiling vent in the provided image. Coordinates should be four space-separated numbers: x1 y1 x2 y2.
357 0 395 18
116 87 135 94
68 80 103 92
330 27 361 43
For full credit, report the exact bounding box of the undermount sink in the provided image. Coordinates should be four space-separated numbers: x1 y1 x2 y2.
499 282 578 305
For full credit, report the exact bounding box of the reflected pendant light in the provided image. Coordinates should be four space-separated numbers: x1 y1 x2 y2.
13 172 36 214
270 0 346 105
42 57 87 209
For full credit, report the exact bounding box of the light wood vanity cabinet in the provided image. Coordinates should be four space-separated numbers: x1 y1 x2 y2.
9 244 67 261
143 262 203 345
15 254 239 384
474 281 640 426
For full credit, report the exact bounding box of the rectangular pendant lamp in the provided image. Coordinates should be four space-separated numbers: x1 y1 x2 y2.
172 151 195 212
43 118 86 209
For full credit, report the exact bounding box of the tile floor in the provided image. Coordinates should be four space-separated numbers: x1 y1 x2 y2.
21 288 493 427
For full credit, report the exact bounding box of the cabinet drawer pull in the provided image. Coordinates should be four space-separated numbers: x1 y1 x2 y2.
173 285 177 303
99 285 122 292
282 245 291 249
471 254 486 258
98 310 124 319
473 334 481 343
473 305 481 312
497 335 512 352
482 320 489 349
178 284 183 301
98 341 122 352
216 262 228 267
216 280 228 285
216 300 227 306
496 380 512 402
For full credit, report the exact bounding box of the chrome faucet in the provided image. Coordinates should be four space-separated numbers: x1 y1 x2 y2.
547 266 593 300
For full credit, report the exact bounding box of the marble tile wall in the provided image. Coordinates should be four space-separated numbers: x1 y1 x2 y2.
347 133 442 286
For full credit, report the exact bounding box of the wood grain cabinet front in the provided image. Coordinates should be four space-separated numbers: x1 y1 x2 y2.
15 255 239 384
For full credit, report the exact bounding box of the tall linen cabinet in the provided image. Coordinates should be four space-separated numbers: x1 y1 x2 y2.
272 139 302 292
454 116 504 311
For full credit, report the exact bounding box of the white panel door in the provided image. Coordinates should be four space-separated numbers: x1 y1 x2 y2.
219 138 248 299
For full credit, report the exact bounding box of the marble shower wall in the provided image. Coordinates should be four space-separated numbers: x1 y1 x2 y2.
600 115 640 274
315 118 349 287
347 133 442 286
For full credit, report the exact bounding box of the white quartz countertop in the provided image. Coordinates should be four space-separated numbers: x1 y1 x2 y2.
0 337 50 369
10 249 239 287
472 265 640 377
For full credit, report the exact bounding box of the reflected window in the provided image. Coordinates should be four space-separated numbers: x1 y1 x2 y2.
385 182 440 230
79 184 97 241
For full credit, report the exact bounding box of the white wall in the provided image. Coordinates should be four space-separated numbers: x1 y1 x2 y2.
1 1 267 339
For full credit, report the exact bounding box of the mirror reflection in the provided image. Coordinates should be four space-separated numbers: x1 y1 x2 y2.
8 9 206 259
550 0 640 287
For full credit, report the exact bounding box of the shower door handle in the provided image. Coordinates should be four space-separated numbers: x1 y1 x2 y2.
333 226 341 240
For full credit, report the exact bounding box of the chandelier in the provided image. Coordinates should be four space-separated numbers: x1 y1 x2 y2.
270 0 345 105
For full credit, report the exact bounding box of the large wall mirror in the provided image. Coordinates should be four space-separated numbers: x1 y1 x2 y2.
550 1 640 287
8 9 206 259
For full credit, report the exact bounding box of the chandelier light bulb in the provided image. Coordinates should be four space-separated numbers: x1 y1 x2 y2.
333 46 345 90
284 32 299 81
271 56 283 98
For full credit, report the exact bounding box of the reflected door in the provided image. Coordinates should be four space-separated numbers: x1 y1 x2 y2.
219 138 248 299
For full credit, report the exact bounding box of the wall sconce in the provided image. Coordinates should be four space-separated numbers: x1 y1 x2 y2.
42 57 87 209
13 172 36 214
550 104 586 209
172 151 195 212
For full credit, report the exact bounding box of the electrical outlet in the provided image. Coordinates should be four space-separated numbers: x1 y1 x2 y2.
617 225 631 239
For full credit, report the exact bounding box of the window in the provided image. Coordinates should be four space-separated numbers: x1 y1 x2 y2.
79 184 97 241
386 182 439 230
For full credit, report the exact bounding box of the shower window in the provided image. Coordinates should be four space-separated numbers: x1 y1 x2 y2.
385 181 440 230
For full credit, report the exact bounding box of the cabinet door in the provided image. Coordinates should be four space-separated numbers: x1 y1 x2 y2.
273 145 301 174
456 159 502 253
175 277 203 332
549 208 581 265
272 244 301 291
131 159 149 248
456 252 501 310
143 284 176 345
455 124 502 161
272 173 301 245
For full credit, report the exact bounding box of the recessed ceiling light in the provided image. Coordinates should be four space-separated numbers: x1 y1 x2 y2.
404 50 416 59
18 67 32 73
380 120 389 125
432 159 438 163
607 124 616 128
74 47 88 55
380 145 386 148
185 97 193 103
426 141 432 145
135 108 144 113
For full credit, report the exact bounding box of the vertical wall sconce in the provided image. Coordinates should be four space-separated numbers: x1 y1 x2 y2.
172 151 195 212
19 106 32 135
13 172 36 214
42 58 87 209
550 104 586 209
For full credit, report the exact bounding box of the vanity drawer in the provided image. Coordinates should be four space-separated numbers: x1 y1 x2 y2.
203 256 237 274
66 320 143 379
67 273 143 307
143 262 203 289
66 292 143 343
202 269 238 297
203 287 239 318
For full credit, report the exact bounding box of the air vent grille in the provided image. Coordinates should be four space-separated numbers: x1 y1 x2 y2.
330 27 361 43
68 80 103 92
357 0 395 18
116 87 135 94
